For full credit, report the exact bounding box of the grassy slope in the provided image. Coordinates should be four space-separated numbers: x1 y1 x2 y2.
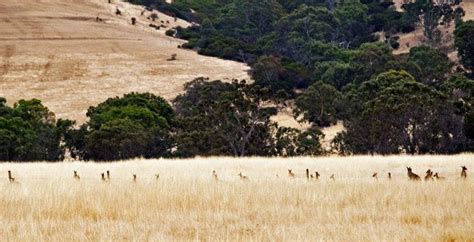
0 0 249 123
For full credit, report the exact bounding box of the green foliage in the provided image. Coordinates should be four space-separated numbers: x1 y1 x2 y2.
275 127 324 156
403 0 464 47
163 0 417 92
350 42 396 84
337 71 466 154
251 55 293 92
454 20 474 75
441 75 474 148
66 93 175 161
84 119 149 161
294 81 342 127
403 45 453 86
173 78 279 157
0 98 70 161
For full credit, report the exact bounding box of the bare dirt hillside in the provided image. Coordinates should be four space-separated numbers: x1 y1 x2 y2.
0 0 249 123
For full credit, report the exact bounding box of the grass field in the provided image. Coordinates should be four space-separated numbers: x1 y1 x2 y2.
1 155 473 241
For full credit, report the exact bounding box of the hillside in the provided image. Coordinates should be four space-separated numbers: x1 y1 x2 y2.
0 0 249 123
393 0 474 56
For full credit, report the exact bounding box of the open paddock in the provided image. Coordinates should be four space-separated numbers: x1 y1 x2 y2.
1 155 473 240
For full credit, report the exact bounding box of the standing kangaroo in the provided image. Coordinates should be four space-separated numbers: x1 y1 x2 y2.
424 169 433 181
106 170 110 180
434 172 445 180
238 172 248 180
133 174 137 182
212 170 218 181
315 172 320 180
388 172 392 180
461 166 468 179
306 169 310 180
406 167 421 181
74 170 80 180
8 170 15 183
288 169 295 178
101 173 106 181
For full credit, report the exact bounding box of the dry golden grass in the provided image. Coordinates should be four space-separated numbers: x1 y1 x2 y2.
1 154 473 241
0 0 249 123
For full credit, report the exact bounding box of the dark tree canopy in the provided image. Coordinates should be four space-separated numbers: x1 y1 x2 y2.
0 98 70 161
173 78 278 157
65 93 175 161
335 71 466 154
454 20 474 75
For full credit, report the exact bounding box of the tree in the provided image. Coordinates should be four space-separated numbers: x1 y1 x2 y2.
315 61 356 90
173 78 277 157
66 93 175 161
337 71 465 154
251 55 292 92
403 0 463 47
294 81 342 127
334 0 371 47
0 98 69 161
84 119 149 161
350 42 395 84
275 126 325 156
454 20 474 75
404 45 453 86
442 75 474 149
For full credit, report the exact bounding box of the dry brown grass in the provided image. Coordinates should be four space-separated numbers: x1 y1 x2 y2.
1 154 473 241
392 0 474 56
0 0 249 123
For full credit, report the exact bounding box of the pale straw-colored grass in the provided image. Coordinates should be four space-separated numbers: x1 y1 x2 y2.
1 154 473 241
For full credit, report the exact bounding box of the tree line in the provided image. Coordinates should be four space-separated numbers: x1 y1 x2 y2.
1 67 473 161
0 80 325 161
1 0 473 161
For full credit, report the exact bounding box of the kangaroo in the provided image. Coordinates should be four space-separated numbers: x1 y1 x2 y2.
388 172 392 180
330 174 335 181
424 169 433 181
8 170 15 183
106 170 110 180
212 170 218 181
74 170 80 180
372 172 378 180
306 169 310 180
155 174 160 180
310 174 314 179
101 173 106 181
133 174 137 182
406 167 420 181
238 172 248 180
434 172 445 180
315 171 320 180
288 169 295 178
167 54 177 61
461 166 468 179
